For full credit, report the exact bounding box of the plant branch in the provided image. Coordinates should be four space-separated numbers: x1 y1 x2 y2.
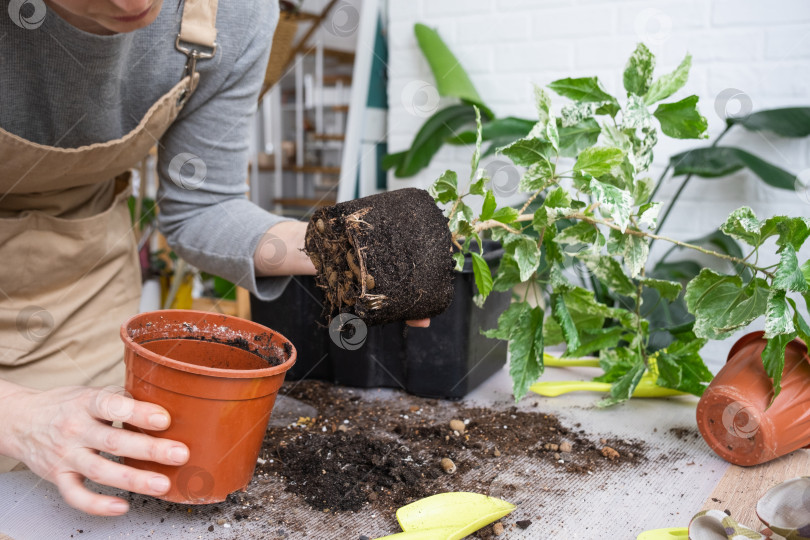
568 213 774 277
474 219 521 235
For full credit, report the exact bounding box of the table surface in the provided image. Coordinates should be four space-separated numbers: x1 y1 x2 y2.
0 358 792 540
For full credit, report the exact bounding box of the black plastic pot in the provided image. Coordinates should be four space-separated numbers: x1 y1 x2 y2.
249 241 509 399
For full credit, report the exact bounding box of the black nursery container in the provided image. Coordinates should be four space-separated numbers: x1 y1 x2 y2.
249 242 510 399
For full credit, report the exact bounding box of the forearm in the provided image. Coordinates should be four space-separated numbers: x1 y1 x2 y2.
255 221 316 276
0 378 34 458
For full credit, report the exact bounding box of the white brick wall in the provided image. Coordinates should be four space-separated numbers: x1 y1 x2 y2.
386 0 810 367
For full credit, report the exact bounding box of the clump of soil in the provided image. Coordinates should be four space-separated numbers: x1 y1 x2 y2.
257 381 648 515
304 188 455 326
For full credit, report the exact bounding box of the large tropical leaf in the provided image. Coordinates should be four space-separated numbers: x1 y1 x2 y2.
727 107 810 138
669 146 795 190
414 23 493 118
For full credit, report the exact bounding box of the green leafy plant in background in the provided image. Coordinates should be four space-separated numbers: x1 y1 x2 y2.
428 43 810 405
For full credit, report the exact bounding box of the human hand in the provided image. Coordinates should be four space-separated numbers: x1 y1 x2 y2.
406 319 430 327
0 385 189 516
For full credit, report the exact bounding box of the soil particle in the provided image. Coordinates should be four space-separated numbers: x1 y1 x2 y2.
601 446 620 460
440 457 457 474
516 519 533 529
493 522 505 535
449 419 466 433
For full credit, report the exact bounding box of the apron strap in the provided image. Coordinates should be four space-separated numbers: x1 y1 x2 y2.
175 0 219 100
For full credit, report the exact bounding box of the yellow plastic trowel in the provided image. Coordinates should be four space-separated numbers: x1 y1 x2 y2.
374 492 515 540
636 527 688 539
530 353 687 398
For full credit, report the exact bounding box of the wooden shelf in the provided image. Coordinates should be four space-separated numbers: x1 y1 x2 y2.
310 133 345 141
323 74 352 85
331 104 349 112
273 197 336 208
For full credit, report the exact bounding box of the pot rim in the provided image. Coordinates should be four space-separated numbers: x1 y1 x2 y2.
120 309 297 379
726 330 808 364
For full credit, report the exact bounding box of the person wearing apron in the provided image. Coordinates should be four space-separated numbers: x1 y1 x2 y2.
0 0 324 517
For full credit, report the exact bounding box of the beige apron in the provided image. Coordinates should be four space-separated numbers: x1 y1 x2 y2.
0 0 219 473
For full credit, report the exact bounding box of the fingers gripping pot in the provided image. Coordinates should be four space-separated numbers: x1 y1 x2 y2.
120 310 296 503
305 188 455 326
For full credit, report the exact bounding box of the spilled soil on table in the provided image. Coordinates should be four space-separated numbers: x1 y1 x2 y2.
249 381 648 538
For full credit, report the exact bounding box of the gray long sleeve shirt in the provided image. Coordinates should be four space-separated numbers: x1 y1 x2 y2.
1 0 292 300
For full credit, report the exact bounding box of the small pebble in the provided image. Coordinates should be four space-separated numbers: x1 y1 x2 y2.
493 448 501 457
207 525 214 532
516 519 532 530
493 522 505 536
600 438 608 445
223 523 231 529
449 419 465 433
367 492 378 502
337 424 348 432
216 518 226 525
601 446 620 460
553 453 561 460
559 441 573 453
545 443 559 452
409 406 419 413
440 457 457 474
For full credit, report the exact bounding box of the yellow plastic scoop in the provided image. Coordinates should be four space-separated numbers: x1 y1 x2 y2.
375 492 515 540
543 353 600 368
636 527 688 539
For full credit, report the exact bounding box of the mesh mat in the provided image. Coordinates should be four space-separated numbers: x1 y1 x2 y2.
0 364 729 539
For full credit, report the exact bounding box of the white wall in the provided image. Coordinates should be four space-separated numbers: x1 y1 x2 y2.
386 0 810 367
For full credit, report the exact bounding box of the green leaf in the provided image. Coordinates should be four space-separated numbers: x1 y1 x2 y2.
551 294 580 352
655 337 713 396
492 254 522 292
589 178 634 233
390 104 479 177
483 301 527 341
447 117 535 145
554 221 599 246
670 147 796 190
449 202 474 234
685 269 769 339
761 332 796 400
803 259 810 286
518 159 555 191
633 177 654 205
557 118 601 158
505 236 541 281
773 245 810 292
720 206 762 246
548 76 617 105
566 326 625 358
639 277 683 301
452 252 464 272
480 190 497 221
499 136 555 167
469 173 486 196
582 255 636 296
653 95 708 139
509 305 545 400
573 146 625 178
764 289 795 338
429 170 459 204
638 201 661 230
595 347 639 384
644 53 691 105
534 84 552 124
728 107 810 138
413 23 492 117
760 216 810 253
470 106 483 176
471 252 494 298
788 297 810 345
492 206 520 224
623 235 649 278
623 43 655 96
597 357 645 407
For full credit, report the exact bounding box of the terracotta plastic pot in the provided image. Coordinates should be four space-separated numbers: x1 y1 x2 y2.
696 331 810 466
119 310 296 503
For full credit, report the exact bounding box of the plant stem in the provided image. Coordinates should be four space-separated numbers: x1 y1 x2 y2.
504 212 774 277
473 219 521 235
568 213 774 277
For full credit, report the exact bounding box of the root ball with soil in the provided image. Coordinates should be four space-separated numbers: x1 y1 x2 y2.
304 188 455 326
